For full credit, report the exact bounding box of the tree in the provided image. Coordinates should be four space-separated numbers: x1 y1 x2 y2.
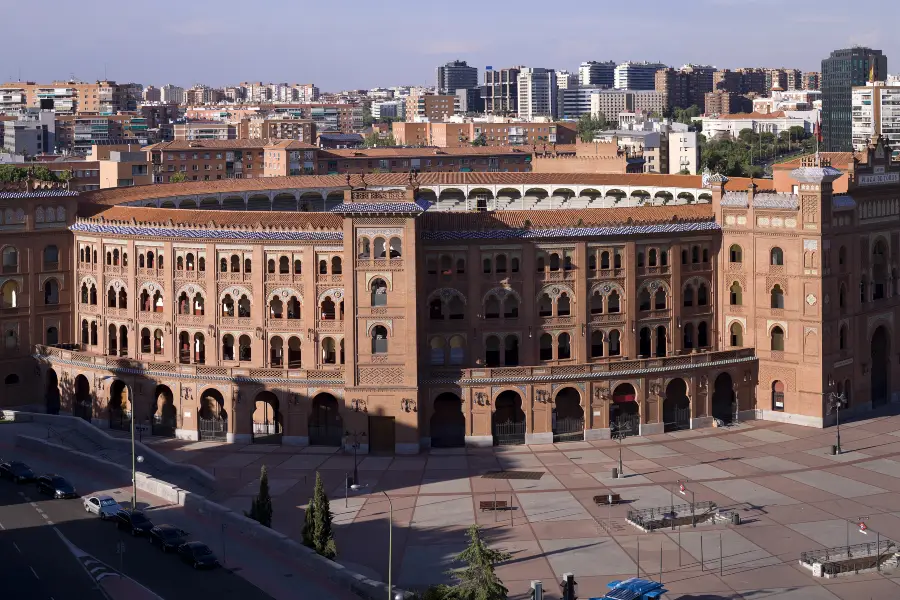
577 112 609 142
169 172 187 183
302 494 315 548
471 133 487 147
245 465 273 528
445 524 511 600
363 132 397 148
311 471 336 559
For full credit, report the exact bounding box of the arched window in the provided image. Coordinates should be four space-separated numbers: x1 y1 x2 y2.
729 244 742 263
770 285 784 309
332 257 342 274
697 284 708 306
683 323 694 349
655 326 667 357
681 249 688 265
648 249 658 267
588 254 597 271
358 238 371 259
372 325 388 354
608 291 620 313
600 251 610 270
511 257 519 273
730 282 742 305
638 289 651 311
185 253 194 270
591 291 603 314
154 329 163 354
81 320 89 345
456 258 466 274
140 254 147 268
770 326 785 351
549 253 560 272
702 248 709 263
193 293 205 315
158 253 164 269
107 287 116 308
449 335 465 365
107 324 117 355
286 296 300 319
839 284 846 310
661 250 669 266
118 288 127 309
279 256 289 274
319 259 327 274
238 335 251 361
558 333 571 360
293 259 301 274
537 293 552 317
483 257 492 274
244 258 251 273
536 254 546 272
81 283 89 304
237 295 251 318
691 245 699 263
683 285 694 307
429 337 446 365
44 280 59 305
2 247 18 273
222 333 234 360
558 293 571 316
321 337 336 364
539 333 553 361
141 290 152 312
320 297 335 320
504 336 519 366
141 328 151 353
374 238 386 259
269 296 284 319
106 251 112 266
5 329 17 350
770 247 784 266
222 294 235 317
614 251 622 269
430 298 444 320
287 336 301 368
89 284 97 305
839 325 847 350
90 322 97 346
698 321 709 347
591 330 604 357
220 258 227 272
637 252 645 267
495 254 507 273
485 335 501 367
654 288 666 310
230 255 240 273
608 330 621 356
501 295 517 318
371 278 387 307
43 245 59 269
112 249 120 266
270 336 284 367
838 246 846 270
389 238 401 259
153 290 163 312
772 381 785 411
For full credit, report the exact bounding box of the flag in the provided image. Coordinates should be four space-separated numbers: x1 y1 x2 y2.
870 60 875 83
814 116 823 143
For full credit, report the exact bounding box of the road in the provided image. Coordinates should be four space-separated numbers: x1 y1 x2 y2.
0 451 276 600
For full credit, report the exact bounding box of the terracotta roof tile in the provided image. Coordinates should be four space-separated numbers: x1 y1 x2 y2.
775 151 861 169
319 146 530 158
144 139 316 151
79 205 343 230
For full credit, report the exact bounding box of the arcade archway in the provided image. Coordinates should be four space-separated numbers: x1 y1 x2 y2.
44 368 60 415
108 380 130 431
252 391 282 444
73 375 92 422
610 383 639 437
712 373 735 424
492 390 525 445
871 326 890 407
663 378 690 432
198 388 227 442
151 385 176 437
430 392 465 448
552 387 584 443
309 393 343 446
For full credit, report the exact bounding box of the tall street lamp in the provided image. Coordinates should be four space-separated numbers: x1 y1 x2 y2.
825 378 845 455
101 376 142 507
345 430 366 485
351 485 398 600
610 420 628 478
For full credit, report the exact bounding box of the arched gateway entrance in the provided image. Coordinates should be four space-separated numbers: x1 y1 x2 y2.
492 391 526 445
712 373 735 424
45 369 60 415
108 380 131 431
871 326 890 408
252 391 282 444
73 375 92 422
663 378 690 432
552 388 584 443
610 383 639 437
430 393 465 448
151 385 176 437
308 393 343 446
198 389 227 442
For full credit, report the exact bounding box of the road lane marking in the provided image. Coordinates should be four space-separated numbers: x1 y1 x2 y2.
46 520 54 525
0 520 5 529
30 566 39 579
29 502 38 508
13 542 21 553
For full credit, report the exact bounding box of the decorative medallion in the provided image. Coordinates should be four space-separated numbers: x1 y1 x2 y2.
806 294 817 306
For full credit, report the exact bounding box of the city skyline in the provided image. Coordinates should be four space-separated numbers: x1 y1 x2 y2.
6 0 896 90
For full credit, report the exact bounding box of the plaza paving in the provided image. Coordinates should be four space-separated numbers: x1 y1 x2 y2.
148 416 900 599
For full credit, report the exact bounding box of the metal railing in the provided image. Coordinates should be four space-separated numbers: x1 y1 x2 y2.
627 501 717 529
800 539 897 567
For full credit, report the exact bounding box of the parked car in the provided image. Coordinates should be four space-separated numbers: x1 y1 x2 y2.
0 461 35 483
83 495 121 520
148 524 188 552
178 541 219 569
36 474 78 499
114 509 154 536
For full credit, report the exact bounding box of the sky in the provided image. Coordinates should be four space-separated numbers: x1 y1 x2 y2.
5 0 898 91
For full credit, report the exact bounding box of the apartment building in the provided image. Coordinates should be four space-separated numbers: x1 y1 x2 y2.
655 65 715 112
852 81 900 158
436 60 478 94
590 90 666 120
185 85 224 105
147 140 270 182
0 80 136 114
405 93 459 122
482 67 521 116
713 69 767 95
55 113 150 154
579 61 616 87
704 91 752 116
804 72 821 91
160 85 186 104
316 146 531 174
392 121 576 148
98 151 152 188
2 110 55 156
371 100 406 121
559 86 606 119
173 121 237 141
517 68 558 120
143 86 161 102
614 62 667 90
258 104 362 133
243 117 316 143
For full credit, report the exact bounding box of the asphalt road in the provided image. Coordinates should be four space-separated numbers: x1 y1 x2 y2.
0 454 276 600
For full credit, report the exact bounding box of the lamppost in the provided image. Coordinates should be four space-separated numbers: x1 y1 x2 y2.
825 377 845 455
345 430 365 485
610 420 627 478
100 376 142 508
350 485 400 600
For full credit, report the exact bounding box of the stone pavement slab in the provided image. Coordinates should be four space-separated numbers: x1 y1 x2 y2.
235 477 299 496
740 429 798 444
418 476 472 495
538 537 634 575
210 452 265 468
788 519 857 548
671 463 736 480
784 470 887 498
856 457 900 478
277 454 329 470
629 443 680 459
687 436 743 452
703 478 801 507
509 473 564 491
613 484 680 509
411 495 474 529
517 491 591 522
733 586 841 599
397 543 466 586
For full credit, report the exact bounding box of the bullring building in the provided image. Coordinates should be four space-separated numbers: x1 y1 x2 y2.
6 137 900 452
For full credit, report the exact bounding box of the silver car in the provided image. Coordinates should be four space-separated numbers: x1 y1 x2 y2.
83 495 121 520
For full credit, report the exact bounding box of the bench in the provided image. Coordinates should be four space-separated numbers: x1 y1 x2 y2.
593 494 621 506
479 500 509 512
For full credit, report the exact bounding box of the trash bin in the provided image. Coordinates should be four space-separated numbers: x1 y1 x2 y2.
831 445 837 455
611 467 618 479
732 512 741 525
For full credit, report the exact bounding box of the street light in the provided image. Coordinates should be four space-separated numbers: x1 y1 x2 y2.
350 484 395 600
345 430 366 486
825 379 845 455
610 420 628 478
100 376 141 508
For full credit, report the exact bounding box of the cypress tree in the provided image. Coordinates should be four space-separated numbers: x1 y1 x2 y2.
312 471 337 559
302 495 315 548
245 465 273 528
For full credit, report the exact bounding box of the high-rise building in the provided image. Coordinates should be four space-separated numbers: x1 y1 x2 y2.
804 72 821 91
405 92 458 122
160 84 185 105
614 62 667 90
517 68 558 120
579 61 616 87
852 81 900 158
822 47 888 151
786 69 804 91
436 60 478 94
482 67 521 116
559 86 605 119
555 70 575 90
766 69 789 93
655 65 714 112
142 86 161 103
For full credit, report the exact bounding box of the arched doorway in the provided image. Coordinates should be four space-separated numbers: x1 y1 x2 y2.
44 368 60 415
712 373 735 424
108 380 131 431
252 391 282 444
663 378 690 432
73 375 92 422
430 392 465 448
198 388 227 442
610 383 639 437
151 385 176 437
871 326 890 407
492 391 525 446
309 393 343 446
552 387 584 443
